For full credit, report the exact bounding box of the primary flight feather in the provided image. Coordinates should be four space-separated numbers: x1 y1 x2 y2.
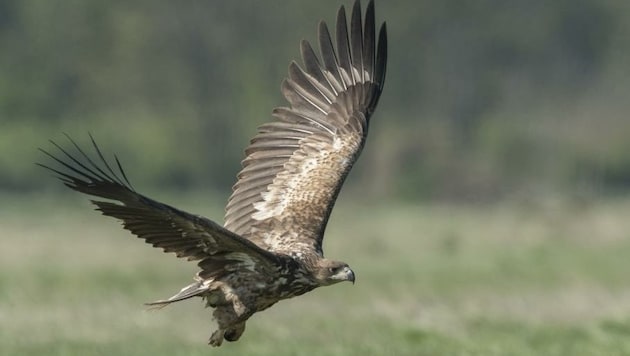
39 0 386 347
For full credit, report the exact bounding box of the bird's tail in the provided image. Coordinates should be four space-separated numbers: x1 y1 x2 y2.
145 281 208 310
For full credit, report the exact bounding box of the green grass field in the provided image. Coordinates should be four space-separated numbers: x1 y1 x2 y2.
3 193 630 355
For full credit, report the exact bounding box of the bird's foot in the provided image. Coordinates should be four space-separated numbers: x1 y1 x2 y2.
208 329 225 347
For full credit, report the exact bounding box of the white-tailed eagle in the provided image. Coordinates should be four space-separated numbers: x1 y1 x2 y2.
39 0 386 347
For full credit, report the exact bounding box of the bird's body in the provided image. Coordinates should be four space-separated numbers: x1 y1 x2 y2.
40 0 386 347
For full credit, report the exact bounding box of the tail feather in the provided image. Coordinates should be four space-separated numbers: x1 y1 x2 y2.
145 281 208 309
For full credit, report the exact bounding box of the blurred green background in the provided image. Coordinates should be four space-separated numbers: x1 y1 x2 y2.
3 0 630 355
2 0 629 199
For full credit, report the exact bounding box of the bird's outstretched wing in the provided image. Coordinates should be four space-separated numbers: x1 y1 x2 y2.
38 135 283 277
224 0 387 256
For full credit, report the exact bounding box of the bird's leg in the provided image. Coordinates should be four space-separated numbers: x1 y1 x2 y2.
207 285 253 346
208 299 243 347
209 329 225 347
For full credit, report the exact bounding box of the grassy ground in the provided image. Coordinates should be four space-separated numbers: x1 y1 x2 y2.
2 193 630 355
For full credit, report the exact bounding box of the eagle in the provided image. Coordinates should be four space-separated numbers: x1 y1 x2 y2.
39 0 386 347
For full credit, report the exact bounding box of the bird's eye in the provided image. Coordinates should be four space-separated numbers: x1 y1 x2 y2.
328 267 337 274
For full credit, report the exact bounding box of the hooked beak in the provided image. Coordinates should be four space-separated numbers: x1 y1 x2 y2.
345 266 355 285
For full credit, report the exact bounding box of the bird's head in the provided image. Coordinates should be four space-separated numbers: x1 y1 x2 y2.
315 259 355 286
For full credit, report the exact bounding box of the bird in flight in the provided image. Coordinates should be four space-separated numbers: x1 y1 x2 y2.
40 0 386 347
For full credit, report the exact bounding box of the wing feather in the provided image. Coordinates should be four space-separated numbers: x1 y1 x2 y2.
39 136 284 276
298 41 338 101
350 0 364 83
224 0 387 256
362 0 376 82
272 107 336 134
335 5 355 86
287 62 333 107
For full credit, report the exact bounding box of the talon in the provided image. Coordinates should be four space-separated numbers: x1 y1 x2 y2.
208 329 224 347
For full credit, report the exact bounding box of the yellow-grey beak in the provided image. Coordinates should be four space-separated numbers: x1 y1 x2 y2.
343 266 355 285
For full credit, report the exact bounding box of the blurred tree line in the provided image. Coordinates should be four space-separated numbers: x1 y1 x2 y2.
1 0 629 202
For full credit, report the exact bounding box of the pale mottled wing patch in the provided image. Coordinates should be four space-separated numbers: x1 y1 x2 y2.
224 0 387 255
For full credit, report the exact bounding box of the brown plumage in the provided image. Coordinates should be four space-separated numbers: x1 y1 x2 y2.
39 0 386 347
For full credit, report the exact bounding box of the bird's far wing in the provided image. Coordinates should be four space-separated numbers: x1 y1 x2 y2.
224 0 387 256
39 135 283 276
